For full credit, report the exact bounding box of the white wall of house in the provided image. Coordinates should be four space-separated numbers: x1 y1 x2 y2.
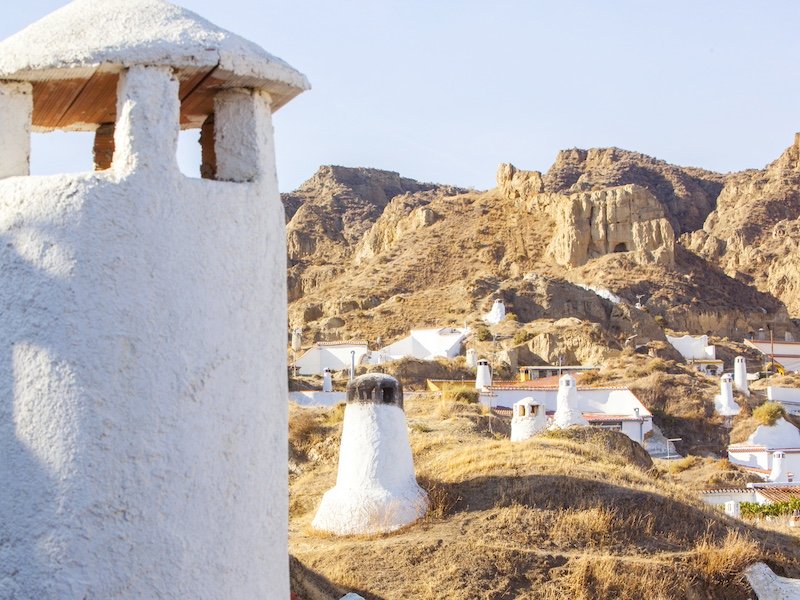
728 418 800 473
700 490 757 507
295 344 370 375
768 387 800 415
480 387 652 443
379 328 465 361
746 340 800 373
666 334 716 360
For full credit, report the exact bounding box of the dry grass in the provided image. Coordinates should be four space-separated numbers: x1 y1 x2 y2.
752 401 785 426
289 396 800 600
549 507 619 547
729 413 761 445
288 409 322 451
659 456 763 490
541 555 679 600
691 530 761 583
417 476 461 519
668 455 701 474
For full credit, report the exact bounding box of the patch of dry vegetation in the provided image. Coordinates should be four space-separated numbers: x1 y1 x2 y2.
289 395 800 600
362 356 474 389
753 402 785 426
661 457 763 490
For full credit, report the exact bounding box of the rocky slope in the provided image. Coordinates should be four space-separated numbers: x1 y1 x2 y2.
498 148 726 235
541 147 726 234
284 166 464 301
685 134 800 316
283 153 795 357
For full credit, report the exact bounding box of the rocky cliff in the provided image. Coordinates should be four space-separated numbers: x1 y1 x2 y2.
283 166 462 300
498 148 725 235
283 150 795 350
541 147 725 234
544 184 675 268
685 134 800 316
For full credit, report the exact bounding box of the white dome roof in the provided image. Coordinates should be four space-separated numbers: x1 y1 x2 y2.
0 0 308 96
0 0 308 129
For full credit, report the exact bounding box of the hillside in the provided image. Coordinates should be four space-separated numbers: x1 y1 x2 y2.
685 133 800 316
281 144 800 465
288 397 800 600
540 147 726 234
284 144 800 599
283 149 796 352
284 166 465 302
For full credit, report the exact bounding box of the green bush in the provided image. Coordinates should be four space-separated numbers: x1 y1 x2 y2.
504 312 518 322
741 497 800 519
753 402 785 426
476 327 491 342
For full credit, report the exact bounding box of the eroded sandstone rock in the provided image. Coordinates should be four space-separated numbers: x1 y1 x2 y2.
545 184 675 268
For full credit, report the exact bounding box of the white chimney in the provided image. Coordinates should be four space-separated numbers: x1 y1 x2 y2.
714 373 740 416
291 328 302 352
483 299 506 325
511 397 548 441
770 451 789 483
0 1 309 595
550 374 589 429
312 374 428 535
475 359 492 389
322 368 333 393
465 348 478 369
734 356 749 396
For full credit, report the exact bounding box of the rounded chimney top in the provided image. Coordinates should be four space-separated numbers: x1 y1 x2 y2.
346 373 404 410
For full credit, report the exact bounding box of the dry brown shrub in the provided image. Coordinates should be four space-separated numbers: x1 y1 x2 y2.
691 530 760 583
288 410 321 451
324 401 346 424
550 507 616 547
449 388 479 403
668 455 701 474
433 400 458 420
543 555 678 600
418 478 461 519
752 402 785 426
579 370 601 385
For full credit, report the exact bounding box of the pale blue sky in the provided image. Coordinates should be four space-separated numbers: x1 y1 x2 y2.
5 1 800 191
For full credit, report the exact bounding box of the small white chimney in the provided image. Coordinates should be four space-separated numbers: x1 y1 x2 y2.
483 299 506 325
322 368 333 393
291 327 302 353
511 397 547 441
770 451 789 483
714 373 740 416
734 356 749 397
550 374 588 429
475 359 492 389
465 348 478 369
